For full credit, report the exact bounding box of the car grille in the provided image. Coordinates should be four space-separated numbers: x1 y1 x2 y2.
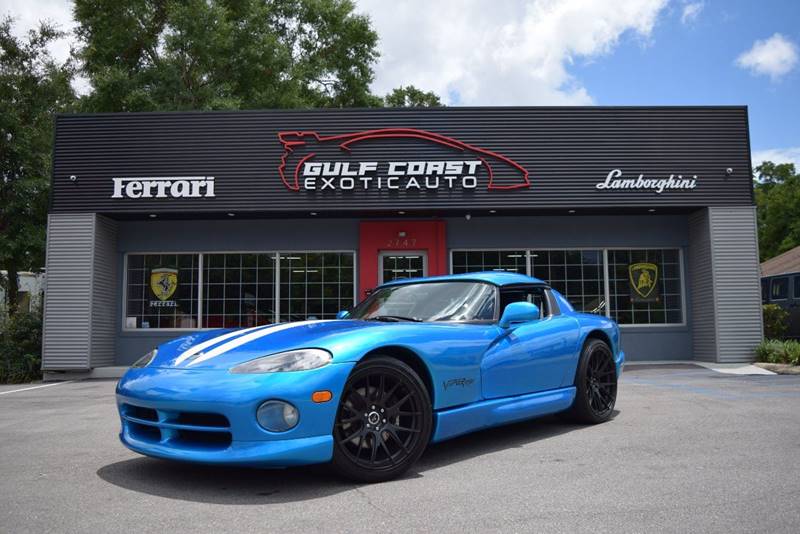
120 403 232 450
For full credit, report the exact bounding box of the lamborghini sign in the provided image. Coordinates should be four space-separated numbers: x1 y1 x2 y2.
629 262 660 303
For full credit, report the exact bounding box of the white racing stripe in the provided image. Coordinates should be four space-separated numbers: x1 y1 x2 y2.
173 324 274 365
186 320 326 367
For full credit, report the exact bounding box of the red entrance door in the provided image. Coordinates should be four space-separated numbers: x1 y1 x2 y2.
358 220 447 300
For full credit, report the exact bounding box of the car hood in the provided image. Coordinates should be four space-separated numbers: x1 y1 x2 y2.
147 320 413 371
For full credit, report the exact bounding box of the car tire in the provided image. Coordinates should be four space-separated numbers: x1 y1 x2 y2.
564 338 617 424
331 356 433 483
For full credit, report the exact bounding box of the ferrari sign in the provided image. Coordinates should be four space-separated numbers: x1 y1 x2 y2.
150 267 178 308
629 262 660 303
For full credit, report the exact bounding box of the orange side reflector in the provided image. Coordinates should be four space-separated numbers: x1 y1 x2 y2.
312 390 333 403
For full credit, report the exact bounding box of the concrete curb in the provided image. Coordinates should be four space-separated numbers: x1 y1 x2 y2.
625 360 775 375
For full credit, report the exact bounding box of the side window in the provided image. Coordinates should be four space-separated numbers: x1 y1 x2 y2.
761 279 769 303
795 276 800 299
499 286 548 318
771 277 789 300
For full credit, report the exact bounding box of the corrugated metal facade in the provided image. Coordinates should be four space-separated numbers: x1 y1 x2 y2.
43 107 763 370
42 214 95 369
89 216 118 367
51 107 753 214
688 209 717 361
710 207 764 363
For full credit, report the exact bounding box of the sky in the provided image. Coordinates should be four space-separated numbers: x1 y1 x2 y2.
3 0 799 169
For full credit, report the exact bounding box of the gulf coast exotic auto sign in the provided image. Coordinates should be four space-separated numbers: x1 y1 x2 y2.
277 128 531 192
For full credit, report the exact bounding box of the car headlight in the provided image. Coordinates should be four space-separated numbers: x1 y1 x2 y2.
131 348 157 368
230 348 332 374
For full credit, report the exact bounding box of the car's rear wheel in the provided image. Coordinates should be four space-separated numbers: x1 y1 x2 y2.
331 356 432 482
565 338 617 424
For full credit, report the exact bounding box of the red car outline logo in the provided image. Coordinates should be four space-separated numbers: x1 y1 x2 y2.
277 128 530 191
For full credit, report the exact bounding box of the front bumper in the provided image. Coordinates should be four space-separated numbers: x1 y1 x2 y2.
116 361 355 467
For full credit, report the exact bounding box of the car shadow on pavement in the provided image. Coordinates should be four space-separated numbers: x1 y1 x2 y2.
414 414 602 473
97 413 614 504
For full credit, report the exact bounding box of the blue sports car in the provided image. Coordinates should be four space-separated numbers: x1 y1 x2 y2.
116 272 624 482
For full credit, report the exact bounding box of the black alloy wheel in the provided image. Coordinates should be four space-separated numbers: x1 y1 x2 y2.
332 357 432 482
565 339 618 424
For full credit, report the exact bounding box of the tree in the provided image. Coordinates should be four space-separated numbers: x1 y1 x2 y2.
754 161 800 261
0 17 75 313
73 0 384 111
384 85 442 107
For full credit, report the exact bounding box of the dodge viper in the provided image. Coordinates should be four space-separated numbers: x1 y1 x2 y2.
116 272 624 482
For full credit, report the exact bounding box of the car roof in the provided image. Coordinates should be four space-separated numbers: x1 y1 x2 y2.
381 271 547 288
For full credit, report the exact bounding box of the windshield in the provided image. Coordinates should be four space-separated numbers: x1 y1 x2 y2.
350 281 496 322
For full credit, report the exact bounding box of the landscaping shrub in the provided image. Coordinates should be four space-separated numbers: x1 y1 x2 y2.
762 304 789 339
0 310 43 383
754 339 800 366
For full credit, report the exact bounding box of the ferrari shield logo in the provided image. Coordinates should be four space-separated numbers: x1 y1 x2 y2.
150 267 178 301
629 262 659 301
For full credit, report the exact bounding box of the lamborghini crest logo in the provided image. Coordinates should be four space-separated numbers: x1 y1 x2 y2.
629 262 658 299
150 267 178 301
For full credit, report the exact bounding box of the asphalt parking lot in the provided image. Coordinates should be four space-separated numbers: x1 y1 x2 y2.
2 366 800 533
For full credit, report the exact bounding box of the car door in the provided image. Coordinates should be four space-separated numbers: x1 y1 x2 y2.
481 286 580 399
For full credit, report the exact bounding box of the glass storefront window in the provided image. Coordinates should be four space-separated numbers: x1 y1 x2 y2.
450 247 684 324
202 253 276 328
279 252 354 322
125 251 355 329
126 254 199 329
451 250 527 274
608 249 683 325
531 250 604 314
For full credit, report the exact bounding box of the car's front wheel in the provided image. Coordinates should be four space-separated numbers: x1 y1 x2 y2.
331 356 432 482
565 338 618 424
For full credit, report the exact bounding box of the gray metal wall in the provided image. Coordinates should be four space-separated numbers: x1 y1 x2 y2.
42 213 118 370
688 209 717 361
89 216 118 366
44 211 760 368
113 214 692 365
42 214 94 369
687 207 763 362
709 207 763 362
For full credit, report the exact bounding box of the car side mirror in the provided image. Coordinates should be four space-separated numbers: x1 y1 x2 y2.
336 310 350 320
498 302 540 329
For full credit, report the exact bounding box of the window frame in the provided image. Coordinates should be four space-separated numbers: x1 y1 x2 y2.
605 247 687 328
449 247 687 328
122 249 357 332
498 283 555 320
450 248 530 276
770 276 789 301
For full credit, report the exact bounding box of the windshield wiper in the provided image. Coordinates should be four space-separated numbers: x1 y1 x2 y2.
367 315 422 322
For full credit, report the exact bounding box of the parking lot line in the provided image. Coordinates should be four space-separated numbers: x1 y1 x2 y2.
0 380 76 396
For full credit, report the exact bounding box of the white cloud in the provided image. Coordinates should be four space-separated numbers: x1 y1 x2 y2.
357 0 668 105
4 0 75 64
680 2 704 25
10 0 673 103
752 147 800 170
3 0 91 94
736 33 798 81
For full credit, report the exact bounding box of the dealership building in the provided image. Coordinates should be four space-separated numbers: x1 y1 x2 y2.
42 106 763 376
